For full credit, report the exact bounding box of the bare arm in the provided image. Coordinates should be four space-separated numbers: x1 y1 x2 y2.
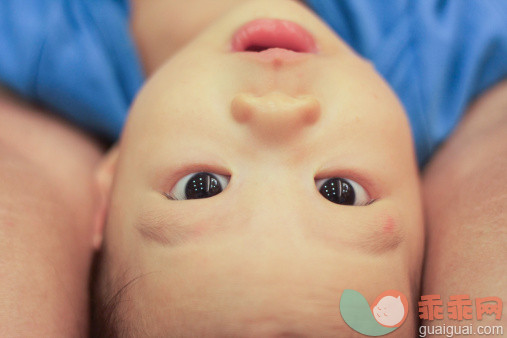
0 88 103 336
421 80 507 327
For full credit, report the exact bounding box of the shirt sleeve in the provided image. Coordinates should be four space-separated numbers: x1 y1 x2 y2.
0 0 144 140
305 0 507 166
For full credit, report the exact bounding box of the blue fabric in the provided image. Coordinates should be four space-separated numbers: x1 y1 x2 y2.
305 0 507 165
0 1 506 165
0 0 144 140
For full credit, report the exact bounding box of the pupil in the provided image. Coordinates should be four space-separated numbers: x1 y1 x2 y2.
185 172 223 199
319 178 355 205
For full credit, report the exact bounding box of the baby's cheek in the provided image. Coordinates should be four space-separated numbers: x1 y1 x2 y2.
382 215 396 233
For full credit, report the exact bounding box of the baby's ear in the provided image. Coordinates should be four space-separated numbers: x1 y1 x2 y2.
92 146 120 250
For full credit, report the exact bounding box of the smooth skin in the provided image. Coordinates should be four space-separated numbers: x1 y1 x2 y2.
0 88 103 336
421 79 507 329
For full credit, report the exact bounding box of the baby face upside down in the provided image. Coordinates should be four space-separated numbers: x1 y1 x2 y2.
92 1 424 336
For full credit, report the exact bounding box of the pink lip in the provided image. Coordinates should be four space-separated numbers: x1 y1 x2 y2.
231 19 318 54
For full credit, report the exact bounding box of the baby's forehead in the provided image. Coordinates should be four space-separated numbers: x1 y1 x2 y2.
103 221 415 336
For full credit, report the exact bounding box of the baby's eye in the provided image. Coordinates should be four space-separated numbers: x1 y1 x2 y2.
166 172 229 200
315 177 371 206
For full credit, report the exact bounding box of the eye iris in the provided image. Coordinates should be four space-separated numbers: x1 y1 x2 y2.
185 172 223 199
319 178 355 205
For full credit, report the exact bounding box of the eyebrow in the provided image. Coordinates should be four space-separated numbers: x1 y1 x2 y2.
355 216 405 254
136 208 405 253
358 228 404 254
136 211 192 247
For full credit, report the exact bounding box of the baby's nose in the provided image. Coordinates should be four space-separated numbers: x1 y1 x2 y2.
230 92 321 143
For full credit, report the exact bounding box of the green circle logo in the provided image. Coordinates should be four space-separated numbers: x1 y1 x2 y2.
340 289 408 336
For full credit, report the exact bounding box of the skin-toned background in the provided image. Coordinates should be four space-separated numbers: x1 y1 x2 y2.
0 87 103 336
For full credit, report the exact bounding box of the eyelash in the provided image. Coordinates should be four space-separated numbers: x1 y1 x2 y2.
163 173 377 206
365 199 377 206
164 193 176 201
164 191 377 206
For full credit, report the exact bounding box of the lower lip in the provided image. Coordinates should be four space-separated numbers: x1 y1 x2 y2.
231 18 318 54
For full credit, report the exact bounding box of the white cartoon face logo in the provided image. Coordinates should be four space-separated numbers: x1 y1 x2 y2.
372 295 405 327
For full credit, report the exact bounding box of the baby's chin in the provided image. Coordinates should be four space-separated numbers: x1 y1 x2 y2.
124 236 417 336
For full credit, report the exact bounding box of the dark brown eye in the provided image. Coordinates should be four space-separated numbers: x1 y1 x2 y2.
315 177 370 206
167 172 229 200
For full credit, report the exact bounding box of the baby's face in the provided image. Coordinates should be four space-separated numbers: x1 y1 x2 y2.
99 0 423 336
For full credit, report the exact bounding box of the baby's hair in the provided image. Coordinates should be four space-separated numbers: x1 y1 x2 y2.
90 247 142 337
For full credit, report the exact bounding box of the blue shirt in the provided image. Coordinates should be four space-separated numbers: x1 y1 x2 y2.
305 0 507 165
1 0 506 166
0 0 143 140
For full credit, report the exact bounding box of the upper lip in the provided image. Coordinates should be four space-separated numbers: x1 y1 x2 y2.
231 18 318 53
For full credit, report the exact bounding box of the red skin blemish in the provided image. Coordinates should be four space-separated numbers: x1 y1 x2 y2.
382 216 396 233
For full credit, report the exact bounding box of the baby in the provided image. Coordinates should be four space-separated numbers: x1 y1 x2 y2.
90 1 424 336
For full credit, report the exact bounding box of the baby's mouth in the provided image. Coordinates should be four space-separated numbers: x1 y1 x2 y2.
231 18 318 54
